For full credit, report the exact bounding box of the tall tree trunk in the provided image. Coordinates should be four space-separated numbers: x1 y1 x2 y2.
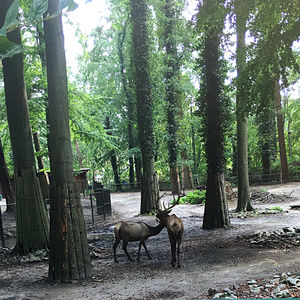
117 20 135 189
44 0 91 281
235 0 254 212
257 102 276 182
0 138 15 213
274 79 290 182
200 0 230 229
181 150 194 190
105 117 121 191
163 0 181 195
0 0 49 254
131 0 159 213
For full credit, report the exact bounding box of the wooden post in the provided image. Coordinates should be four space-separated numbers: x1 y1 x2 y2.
89 193 94 225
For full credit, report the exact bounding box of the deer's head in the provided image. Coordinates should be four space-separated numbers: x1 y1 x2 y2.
155 193 180 226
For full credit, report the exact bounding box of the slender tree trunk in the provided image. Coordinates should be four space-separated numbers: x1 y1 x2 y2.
163 0 181 195
285 97 292 159
181 150 193 190
274 79 290 182
33 132 50 200
33 132 45 170
105 117 121 191
0 138 15 213
75 141 84 168
44 0 91 281
134 155 142 189
1 0 49 254
235 0 254 212
131 0 159 213
117 20 135 189
190 107 198 176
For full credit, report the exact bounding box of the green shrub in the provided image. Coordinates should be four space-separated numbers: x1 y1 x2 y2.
268 206 283 212
175 190 206 205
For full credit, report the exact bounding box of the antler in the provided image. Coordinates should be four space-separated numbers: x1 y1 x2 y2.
155 192 166 212
159 193 181 213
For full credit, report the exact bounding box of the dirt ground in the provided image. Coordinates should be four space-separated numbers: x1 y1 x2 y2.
1 182 300 299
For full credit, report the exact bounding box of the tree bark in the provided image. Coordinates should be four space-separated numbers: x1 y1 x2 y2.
75 141 84 169
181 150 194 190
274 79 290 182
0 138 15 213
44 0 91 281
117 19 135 189
131 0 159 213
203 172 229 229
105 117 121 191
201 0 230 229
33 132 50 200
163 0 181 195
33 132 45 170
134 155 142 189
235 0 254 212
1 0 49 254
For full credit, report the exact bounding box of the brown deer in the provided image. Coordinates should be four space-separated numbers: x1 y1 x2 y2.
113 220 164 263
155 194 184 268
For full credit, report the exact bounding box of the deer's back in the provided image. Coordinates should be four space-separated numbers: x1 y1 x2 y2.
167 215 184 238
115 221 150 242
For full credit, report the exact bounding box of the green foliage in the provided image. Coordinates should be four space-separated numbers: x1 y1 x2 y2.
178 190 206 204
0 0 79 59
269 206 283 212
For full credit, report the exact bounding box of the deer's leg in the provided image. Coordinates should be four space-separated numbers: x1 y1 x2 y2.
142 241 151 260
122 240 134 262
137 242 142 262
170 242 176 267
168 233 176 267
113 237 121 263
177 237 182 268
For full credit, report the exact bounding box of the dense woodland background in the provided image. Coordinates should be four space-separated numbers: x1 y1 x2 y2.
0 0 299 282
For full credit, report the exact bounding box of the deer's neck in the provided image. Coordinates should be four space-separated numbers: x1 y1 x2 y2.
148 223 164 237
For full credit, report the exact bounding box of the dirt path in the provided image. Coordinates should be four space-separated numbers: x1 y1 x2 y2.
1 182 300 299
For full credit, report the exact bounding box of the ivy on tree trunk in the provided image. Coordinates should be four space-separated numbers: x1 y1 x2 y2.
131 0 159 213
198 0 230 229
235 0 254 212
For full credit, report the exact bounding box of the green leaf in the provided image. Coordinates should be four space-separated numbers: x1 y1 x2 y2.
66 0 78 11
58 0 78 12
2 0 19 31
0 35 23 60
28 0 48 23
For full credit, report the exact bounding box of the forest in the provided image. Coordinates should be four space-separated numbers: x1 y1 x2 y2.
0 0 300 298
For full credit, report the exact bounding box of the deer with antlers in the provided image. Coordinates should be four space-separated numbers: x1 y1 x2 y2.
155 194 184 268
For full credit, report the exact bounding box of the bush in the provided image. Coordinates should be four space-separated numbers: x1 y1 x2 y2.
269 206 283 212
179 190 206 204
